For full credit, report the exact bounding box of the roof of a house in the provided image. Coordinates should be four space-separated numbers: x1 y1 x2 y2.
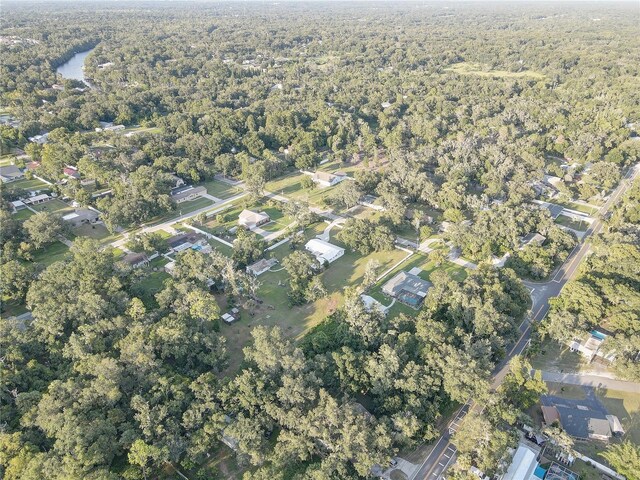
247 257 278 274
167 232 201 248
0 165 23 177
63 166 80 176
170 185 206 200
305 238 345 259
123 252 148 265
313 171 344 183
539 202 564 219
239 209 270 224
555 405 611 439
382 271 432 298
541 406 561 425
28 193 50 202
522 232 547 246
503 443 540 480
62 208 99 222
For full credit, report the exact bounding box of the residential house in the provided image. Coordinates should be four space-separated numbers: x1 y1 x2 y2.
246 258 278 276
62 208 100 227
63 166 81 179
360 294 389 316
0 165 24 183
28 133 49 144
170 185 206 204
382 271 432 307
502 442 544 480
543 175 564 190
122 252 150 269
568 330 616 362
541 403 617 442
311 170 347 188
25 193 51 205
167 173 186 189
25 161 41 171
80 178 97 190
10 200 27 212
104 124 125 132
521 233 547 249
238 209 270 229
305 238 345 264
358 194 385 211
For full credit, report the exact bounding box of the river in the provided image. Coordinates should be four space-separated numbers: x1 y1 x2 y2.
56 48 94 84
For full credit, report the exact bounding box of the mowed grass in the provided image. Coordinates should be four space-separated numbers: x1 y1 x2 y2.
30 241 70 266
12 208 34 221
132 271 170 309
30 198 72 214
72 223 121 243
5 177 50 192
201 179 243 199
265 173 337 207
445 61 546 80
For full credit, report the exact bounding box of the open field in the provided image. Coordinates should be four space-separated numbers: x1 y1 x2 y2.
201 179 243 199
445 61 546 80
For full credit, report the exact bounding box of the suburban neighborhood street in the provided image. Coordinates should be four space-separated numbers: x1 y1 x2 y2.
408 163 640 480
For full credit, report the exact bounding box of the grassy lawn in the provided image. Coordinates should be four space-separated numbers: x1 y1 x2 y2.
554 199 600 215
30 241 70 266
0 300 28 319
201 179 243 199
132 271 170 309
207 238 234 258
445 61 546 80
265 172 337 207
174 197 215 216
530 340 588 374
555 214 589 231
257 205 295 233
31 199 73 214
596 388 640 444
13 208 34 221
72 223 121 243
6 177 50 191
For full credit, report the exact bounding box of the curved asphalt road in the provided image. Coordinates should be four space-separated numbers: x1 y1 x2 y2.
409 163 639 480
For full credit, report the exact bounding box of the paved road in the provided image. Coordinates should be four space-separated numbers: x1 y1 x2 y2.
409 163 639 480
541 371 640 394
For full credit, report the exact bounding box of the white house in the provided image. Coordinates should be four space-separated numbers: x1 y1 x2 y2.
170 185 206 204
238 209 270 229
305 238 345 264
310 171 348 188
25 193 52 205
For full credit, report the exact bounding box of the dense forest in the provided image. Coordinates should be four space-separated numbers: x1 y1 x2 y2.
1 1 639 479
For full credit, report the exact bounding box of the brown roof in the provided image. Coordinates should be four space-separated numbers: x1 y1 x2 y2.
542 406 561 425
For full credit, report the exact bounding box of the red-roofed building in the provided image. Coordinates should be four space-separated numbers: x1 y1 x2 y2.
63 166 80 179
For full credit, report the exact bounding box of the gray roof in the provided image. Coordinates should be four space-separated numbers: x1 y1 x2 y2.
170 185 206 200
555 405 611 439
0 165 23 178
382 271 432 298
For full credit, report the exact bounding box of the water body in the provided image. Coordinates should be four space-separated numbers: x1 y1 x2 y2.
56 48 94 84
